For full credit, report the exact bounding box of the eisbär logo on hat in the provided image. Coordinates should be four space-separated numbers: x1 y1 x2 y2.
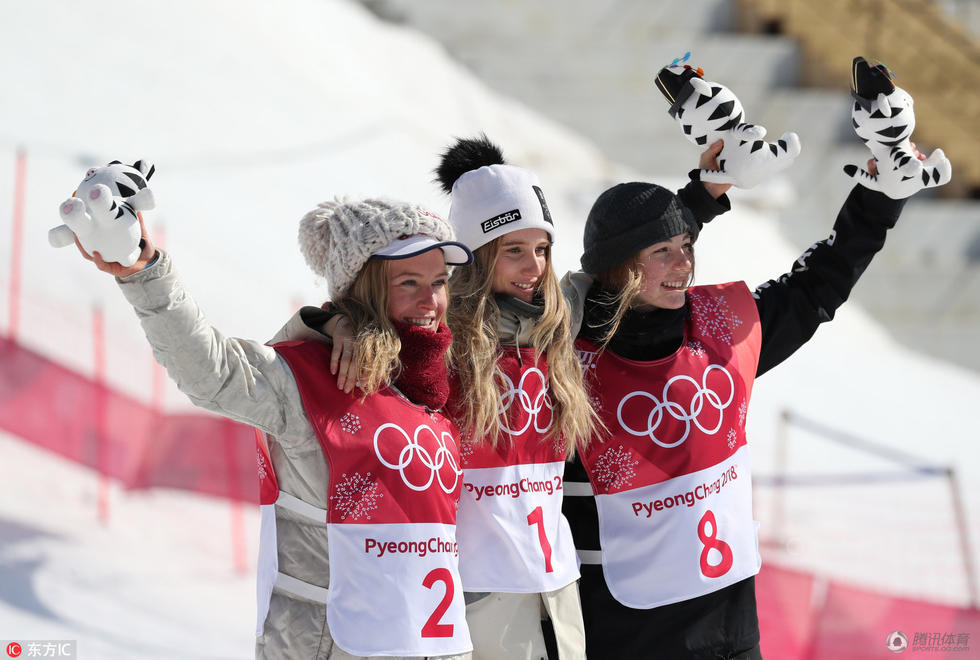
435 135 556 251
481 209 522 234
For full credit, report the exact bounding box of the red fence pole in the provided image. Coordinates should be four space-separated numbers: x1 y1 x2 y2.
771 409 789 547
947 468 980 608
8 148 27 341
93 304 110 524
225 418 248 575
230 499 248 575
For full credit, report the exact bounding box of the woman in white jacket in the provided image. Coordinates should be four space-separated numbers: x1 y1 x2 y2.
72 195 478 660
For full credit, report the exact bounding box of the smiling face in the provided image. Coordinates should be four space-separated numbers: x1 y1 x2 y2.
632 233 694 310
385 249 449 331
491 228 551 303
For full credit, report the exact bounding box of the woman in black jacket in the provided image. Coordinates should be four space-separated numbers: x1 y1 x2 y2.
559 52 954 660
560 175 906 659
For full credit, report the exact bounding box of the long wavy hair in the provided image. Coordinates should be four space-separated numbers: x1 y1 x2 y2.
333 259 448 397
447 238 599 457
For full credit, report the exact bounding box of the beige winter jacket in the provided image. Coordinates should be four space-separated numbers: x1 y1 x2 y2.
117 250 470 660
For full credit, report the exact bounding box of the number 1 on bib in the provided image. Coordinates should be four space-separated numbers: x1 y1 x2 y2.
527 506 554 573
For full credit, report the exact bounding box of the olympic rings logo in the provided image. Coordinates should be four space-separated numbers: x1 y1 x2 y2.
374 423 462 493
616 364 734 449
499 367 553 437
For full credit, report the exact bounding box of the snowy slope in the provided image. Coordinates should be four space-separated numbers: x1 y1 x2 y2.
1 1 978 657
0 431 256 659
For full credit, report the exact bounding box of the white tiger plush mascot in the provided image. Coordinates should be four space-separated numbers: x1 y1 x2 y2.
50 160 155 267
655 62 801 189
843 57 951 199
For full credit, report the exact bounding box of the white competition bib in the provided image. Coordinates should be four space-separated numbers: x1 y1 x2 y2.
457 461 578 592
595 445 760 608
326 522 470 657
453 347 580 593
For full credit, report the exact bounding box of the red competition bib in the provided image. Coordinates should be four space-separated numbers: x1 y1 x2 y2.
455 347 579 592
577 283 762 608
273 341 471 657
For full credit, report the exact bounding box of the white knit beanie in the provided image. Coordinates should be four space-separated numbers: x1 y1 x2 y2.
299 197 469 299
448 164 555 251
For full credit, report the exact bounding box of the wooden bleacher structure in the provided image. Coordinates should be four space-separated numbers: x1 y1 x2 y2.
737 0 979 198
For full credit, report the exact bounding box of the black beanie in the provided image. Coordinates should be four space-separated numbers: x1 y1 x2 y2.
580 182 698 275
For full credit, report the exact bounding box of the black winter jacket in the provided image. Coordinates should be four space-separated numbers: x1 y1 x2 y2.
563 184 905 659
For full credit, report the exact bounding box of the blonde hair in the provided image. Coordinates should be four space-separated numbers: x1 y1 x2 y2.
334 259 448 397
448 239 600 457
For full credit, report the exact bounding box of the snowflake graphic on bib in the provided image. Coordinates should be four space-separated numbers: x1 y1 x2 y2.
593 444 639 492
689 292 742 345
256 448 269 481
329 471 383 521
340 412 362 434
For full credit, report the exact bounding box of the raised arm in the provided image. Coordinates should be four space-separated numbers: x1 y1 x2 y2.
752 53 949 377
752 183 905 376
76 218 307 439
679 138 732 220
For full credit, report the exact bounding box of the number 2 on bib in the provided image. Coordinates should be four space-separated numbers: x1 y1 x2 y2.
421 568 455 638
527 506 554 573
697 510 734 578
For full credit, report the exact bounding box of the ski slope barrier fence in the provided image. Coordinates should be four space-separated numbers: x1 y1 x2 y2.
0 334 257 503
2 332 979 658
757 563 980 658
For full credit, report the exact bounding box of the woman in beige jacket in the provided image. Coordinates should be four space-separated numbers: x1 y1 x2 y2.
71 193 479 660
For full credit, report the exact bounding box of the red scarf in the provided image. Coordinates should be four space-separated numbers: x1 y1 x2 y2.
392 320 452 411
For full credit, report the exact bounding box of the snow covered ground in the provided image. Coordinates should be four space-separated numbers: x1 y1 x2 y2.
0 431 256 658
1 1 978 657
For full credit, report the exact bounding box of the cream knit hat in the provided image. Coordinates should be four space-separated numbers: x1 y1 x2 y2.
298 197 471 299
